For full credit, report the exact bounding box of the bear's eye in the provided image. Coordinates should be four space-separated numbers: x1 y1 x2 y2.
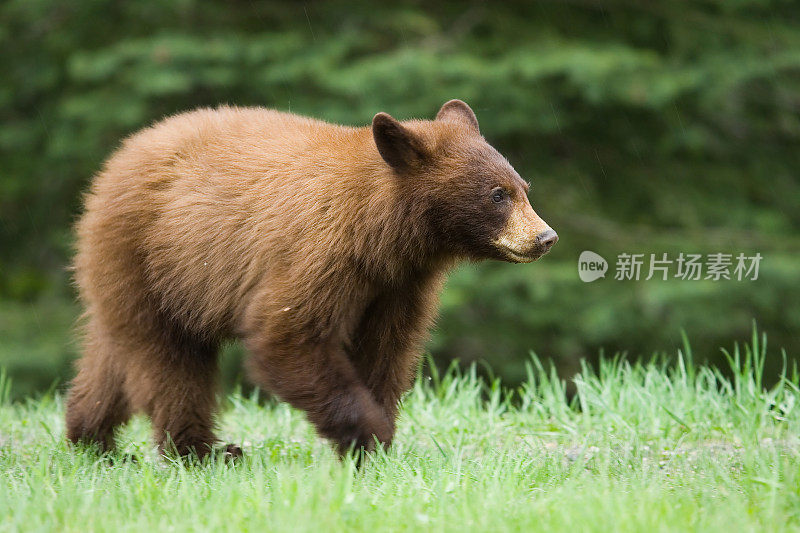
491 188 506 203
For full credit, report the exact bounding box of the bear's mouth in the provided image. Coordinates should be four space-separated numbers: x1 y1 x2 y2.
495 244 542 263
493 228 557 264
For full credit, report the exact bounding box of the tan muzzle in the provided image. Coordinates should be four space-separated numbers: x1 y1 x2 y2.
492 200 558 263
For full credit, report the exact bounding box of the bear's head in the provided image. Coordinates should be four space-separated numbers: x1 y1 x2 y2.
372 100 557 263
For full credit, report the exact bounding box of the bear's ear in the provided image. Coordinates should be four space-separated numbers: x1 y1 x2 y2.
436 99 479 133
372 112 429 172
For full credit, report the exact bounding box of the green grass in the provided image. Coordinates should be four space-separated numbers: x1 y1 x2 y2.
1 332 799 532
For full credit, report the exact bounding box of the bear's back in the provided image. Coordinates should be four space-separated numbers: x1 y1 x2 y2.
75 106 371 339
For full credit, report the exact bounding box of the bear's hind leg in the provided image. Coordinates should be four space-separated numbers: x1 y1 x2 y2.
123 328 222 460
66 327 132 452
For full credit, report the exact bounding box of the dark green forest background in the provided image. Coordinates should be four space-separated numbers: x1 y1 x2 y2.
2 0 799 398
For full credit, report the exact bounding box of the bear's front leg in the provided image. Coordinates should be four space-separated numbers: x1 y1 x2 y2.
245 334 393 455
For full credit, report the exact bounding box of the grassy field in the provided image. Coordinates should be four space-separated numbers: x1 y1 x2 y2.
1 333 799 532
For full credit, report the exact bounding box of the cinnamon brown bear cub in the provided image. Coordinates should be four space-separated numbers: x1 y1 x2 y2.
66 100 557 458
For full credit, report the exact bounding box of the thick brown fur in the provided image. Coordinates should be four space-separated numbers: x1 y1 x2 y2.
65 100 556 458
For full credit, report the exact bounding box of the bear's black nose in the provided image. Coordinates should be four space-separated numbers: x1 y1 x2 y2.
535 229 558 254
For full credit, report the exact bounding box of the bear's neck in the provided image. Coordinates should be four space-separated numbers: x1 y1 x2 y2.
327 128 453 284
